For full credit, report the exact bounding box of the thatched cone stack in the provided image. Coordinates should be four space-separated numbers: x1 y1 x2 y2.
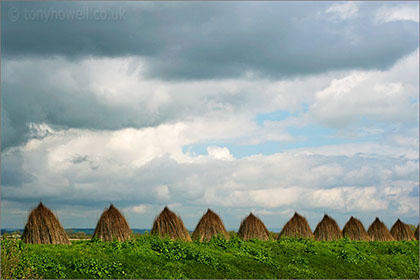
279 212 314 239
342 216 370 241
390 219 415 241
415 225 419 240
192 209 229 242
238 213 270 241
314 214 342 241
21 202 70 244
93 204 132 242
151 206 192 241
367 217 394 241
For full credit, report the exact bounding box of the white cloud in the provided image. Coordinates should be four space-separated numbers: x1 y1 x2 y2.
155 185 170 201
286 141 418 160
311 186 388 212
207 146 234 161
375 5 419 23
131 204 150 214
390 135 419 149
394 161 418 177
253 208 293 216
309 49 419 128
2 129 418 228
250 187 302 208
325 2 359 20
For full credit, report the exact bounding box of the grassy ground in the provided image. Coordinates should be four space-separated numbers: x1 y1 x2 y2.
1 234 419 279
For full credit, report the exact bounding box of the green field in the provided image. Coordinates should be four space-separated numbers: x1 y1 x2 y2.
1 234 419 279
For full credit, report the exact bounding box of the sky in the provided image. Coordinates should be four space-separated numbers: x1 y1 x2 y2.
1 1 419 231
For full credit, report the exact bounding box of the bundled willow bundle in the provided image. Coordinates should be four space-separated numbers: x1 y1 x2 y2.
192 209 229 241
21 202 70 244
367 217 394 241
342 216 370 241
390 219 415 241
238 213 270 241
151 207 191 241
93 204 132 242
314 214 342 241
279 212 314 239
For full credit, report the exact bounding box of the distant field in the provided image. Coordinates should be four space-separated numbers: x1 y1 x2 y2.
1 234 419 279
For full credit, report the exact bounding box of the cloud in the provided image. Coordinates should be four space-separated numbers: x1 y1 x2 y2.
310 186 388 212
2 2 418 80
325 2 359 20
3 49 418 151
207 146 234 161
0 150 34 187
286 141 418 161
2 124 418 228
249 187 303 208
309 50 419 128
375 4 419 23
393 161 418 178
0 55 322 150
155 185 170 201
131 204 150 214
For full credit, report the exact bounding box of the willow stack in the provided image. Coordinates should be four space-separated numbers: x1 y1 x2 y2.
314 214 342 241
151 206 191 241
21 202 70 244
367 217 394 241
93 204 132 242
238 213 270 241
342 216 370 241
279 212 314 239
390 219 415 241
192 209 229 241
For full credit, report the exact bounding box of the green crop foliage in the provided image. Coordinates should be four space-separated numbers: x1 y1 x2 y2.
1 234 418 279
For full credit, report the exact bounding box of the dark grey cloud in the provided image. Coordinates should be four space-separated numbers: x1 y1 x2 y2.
69 155 99 170
70 155 89 165
1 78 148 149
1 150 34 187
2 2 418 80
